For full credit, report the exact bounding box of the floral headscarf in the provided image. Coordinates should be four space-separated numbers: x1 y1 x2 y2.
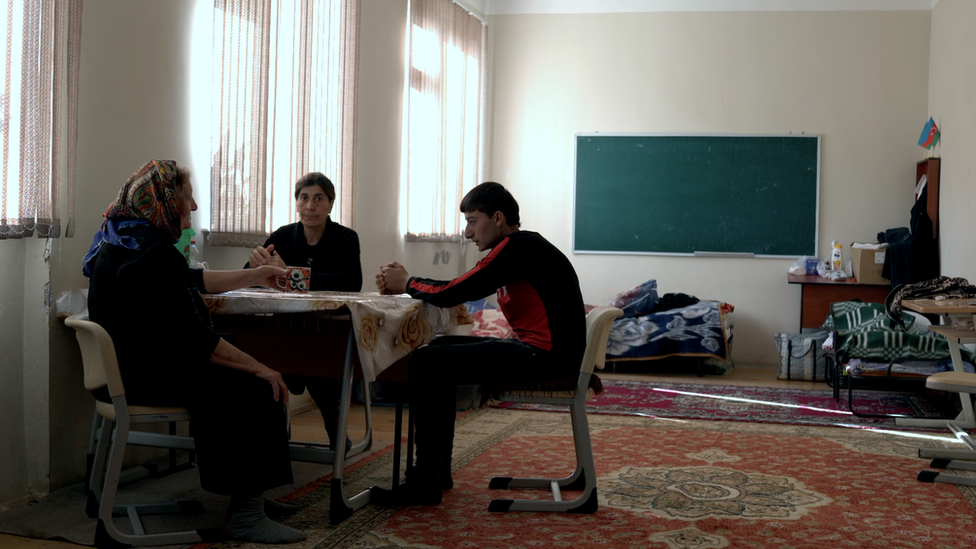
82 160 184 278
104 159 183 243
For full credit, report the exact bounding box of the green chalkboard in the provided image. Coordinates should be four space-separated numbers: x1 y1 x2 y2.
573 134 820 257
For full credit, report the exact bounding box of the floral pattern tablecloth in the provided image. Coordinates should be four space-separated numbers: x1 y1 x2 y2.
203 289 472 381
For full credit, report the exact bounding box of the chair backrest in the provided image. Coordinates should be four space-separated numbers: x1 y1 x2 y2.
580 307 624 375
65 313 126 398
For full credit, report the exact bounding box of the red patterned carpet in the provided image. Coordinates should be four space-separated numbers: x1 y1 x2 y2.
206 408 976 549
494 379 953 431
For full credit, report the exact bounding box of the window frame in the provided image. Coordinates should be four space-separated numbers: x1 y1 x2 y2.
401 0 487 243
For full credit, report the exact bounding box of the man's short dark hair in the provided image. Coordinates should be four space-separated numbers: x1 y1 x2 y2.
294 172 336 202
459 182 520 227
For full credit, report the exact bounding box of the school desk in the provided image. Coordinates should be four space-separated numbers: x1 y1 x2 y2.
899 298 976 430
203 289 471 524
900 298 976 487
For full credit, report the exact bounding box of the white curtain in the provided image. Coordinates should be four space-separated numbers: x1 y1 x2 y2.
210 0 359 247
403 0 485 241
0 0 82 240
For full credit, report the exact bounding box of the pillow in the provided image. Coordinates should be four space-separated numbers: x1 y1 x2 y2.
606 279 660 318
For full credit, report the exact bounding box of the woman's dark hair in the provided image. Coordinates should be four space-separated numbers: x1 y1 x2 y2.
459 182 520 227
294 172 336 202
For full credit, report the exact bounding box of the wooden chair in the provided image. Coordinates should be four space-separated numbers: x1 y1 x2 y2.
486 306 623 513
917 370 976 487
65 314 223 547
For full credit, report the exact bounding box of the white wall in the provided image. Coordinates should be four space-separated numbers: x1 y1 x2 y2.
487 10 930 367
0 241 29 503
929 0 976 283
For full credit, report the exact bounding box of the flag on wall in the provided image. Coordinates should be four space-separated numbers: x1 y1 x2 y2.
918 117 941 149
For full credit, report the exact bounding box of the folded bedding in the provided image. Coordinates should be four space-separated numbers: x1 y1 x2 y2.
463 280 734 371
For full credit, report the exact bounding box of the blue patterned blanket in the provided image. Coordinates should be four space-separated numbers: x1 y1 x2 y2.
604 300 733 366
468 280 733 371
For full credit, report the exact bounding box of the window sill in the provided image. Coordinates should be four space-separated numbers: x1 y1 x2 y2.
405 233 461 243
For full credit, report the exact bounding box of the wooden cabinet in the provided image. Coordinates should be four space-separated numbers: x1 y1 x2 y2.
788 274 890 329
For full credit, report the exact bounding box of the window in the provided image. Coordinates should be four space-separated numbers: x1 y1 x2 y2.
402 0 485 241
209 0 359 247
0 0 81 240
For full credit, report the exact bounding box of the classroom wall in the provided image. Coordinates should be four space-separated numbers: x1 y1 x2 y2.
929 0 976 283
487 10 931 367
0 241 29 503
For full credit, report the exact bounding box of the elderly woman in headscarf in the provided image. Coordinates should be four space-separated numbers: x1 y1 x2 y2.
83 160 306 544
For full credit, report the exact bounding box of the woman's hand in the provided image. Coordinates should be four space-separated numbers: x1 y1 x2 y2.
254 364 290 405
249 244 286 269
251 265 289 290
210 338 289 404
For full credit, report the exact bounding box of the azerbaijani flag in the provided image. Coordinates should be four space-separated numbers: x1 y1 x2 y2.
918 117 941 149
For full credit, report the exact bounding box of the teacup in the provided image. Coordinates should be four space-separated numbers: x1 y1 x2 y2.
276 267 311 293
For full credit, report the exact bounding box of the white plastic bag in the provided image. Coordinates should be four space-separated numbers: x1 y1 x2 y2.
816 259 831 278
826 260 853 281
789 256 820 275
56 288 88 319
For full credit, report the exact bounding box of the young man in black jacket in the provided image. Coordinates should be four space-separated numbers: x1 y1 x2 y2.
372 182 586 505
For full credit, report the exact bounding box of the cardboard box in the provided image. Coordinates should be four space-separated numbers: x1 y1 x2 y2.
850 243 889 285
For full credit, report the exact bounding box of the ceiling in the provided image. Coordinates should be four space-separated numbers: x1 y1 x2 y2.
475 0 937 15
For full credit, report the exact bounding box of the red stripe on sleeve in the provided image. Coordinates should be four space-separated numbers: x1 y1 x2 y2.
407 237 511 295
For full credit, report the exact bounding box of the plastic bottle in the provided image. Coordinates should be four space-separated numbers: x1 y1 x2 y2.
831 240 843 271
188 239 208 269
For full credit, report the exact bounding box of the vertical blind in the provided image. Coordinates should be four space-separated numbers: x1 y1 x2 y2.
210 0 359 247
404 0 485 240
0 0 82 240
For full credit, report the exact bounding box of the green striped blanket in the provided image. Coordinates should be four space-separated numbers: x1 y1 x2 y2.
824 301 974 363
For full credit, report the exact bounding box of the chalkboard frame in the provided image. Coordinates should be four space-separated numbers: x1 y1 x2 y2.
572 132 821 258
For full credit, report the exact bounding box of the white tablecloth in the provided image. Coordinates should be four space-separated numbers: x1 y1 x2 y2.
204 289 472 381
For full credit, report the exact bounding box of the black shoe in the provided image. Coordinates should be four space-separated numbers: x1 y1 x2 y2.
370 483 442 506
323 418 353 454
405 466 453 489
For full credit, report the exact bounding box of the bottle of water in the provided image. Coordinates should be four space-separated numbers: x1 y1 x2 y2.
188 239 208 269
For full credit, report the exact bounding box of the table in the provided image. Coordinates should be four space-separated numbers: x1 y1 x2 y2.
787 274 891 329
202 289 471 524
899 298 976 431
